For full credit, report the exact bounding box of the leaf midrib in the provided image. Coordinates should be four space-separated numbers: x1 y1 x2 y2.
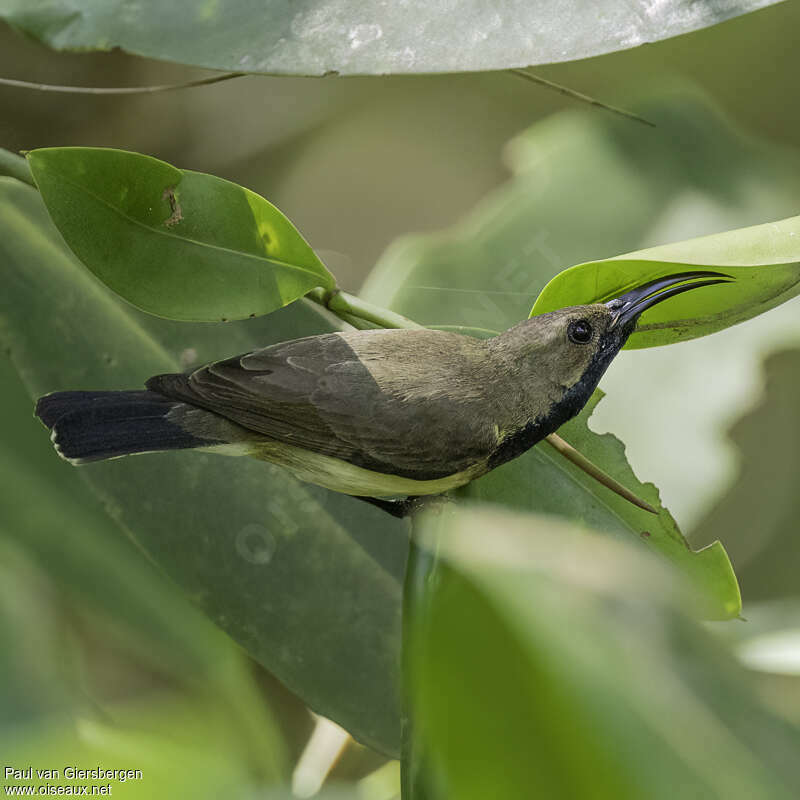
37 166 333 283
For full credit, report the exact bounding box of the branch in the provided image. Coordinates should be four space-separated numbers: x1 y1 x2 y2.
0 72 246 95
307 286 424 330
509 69 655 128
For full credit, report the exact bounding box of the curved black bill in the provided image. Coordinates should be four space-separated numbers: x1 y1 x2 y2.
605 271 734 329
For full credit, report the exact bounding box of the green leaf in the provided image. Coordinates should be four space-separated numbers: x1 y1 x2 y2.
531 215 800 349
0 177 406 757
0 1 781 75
463 392 740 620
26 147 335 322
408 506 800 800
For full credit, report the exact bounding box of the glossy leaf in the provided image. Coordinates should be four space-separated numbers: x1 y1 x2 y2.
408 506 800 800
0 177 407 756
0 0 781 75
26 147 335 322
531 215 800 349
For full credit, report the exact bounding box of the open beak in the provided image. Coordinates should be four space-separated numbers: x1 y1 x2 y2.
606 271 733 329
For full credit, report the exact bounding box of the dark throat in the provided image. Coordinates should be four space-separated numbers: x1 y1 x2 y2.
487 335 623 470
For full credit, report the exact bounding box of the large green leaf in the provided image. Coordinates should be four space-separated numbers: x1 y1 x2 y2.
0 176 407 756
0 0 780 75
26 147 335 322
0 355 220 672
531 215 800 349
463 392 740 620
408 506 800 799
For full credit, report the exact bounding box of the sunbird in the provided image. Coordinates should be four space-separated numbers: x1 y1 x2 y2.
36 272 729 516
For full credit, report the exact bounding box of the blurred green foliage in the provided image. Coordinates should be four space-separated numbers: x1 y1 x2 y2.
407 507 800 800
0 358 291 797
693 348 800 602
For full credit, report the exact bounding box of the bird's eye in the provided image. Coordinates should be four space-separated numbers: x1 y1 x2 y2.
568 319 593 344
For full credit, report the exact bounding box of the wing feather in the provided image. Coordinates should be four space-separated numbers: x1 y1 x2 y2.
147 330 499 480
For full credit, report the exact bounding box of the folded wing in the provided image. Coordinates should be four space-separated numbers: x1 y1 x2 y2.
148 330 500 481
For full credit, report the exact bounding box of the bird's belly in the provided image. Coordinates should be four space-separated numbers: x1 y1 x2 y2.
204 440 483 497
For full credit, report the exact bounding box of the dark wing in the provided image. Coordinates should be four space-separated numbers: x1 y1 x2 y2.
147 330 499 480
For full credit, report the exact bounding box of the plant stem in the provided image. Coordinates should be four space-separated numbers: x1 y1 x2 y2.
0 148 34 186
0 72 246 95
401 516 440 800
307 286 424 330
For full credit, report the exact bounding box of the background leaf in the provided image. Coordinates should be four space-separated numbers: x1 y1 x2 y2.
0 176 407 757
408 506 800 800
530 215 800 349
692 348 800 603
27 146 335 322
0 0 781 75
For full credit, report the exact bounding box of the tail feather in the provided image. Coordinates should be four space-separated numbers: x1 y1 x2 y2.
35 390 221 464
36 390 158 429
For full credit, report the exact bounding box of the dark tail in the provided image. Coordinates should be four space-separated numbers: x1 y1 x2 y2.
35 390 221 464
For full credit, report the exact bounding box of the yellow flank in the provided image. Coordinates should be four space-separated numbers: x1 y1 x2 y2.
204 440 484 497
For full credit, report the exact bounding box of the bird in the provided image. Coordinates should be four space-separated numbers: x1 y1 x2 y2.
36 271 730 517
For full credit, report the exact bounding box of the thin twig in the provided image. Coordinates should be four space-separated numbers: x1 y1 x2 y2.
545 433 657 513
509 68 655 128
0 71 246 95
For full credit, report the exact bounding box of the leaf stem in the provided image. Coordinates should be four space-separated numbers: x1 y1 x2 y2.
545 433 657 514
0 148 34 186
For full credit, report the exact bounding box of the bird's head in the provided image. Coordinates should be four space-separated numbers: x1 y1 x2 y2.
497 271 732 400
